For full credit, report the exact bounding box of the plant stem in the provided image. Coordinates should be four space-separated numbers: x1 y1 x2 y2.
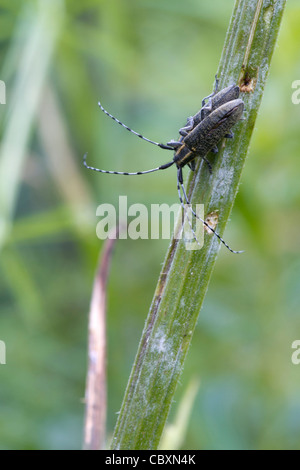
110 0 286 450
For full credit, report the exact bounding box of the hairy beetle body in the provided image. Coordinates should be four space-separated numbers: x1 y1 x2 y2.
174 98 244 167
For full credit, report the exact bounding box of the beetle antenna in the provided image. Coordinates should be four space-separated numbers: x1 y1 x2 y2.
177 184 206 249
177 173 244 254
98 101 174 150
83 153 175 176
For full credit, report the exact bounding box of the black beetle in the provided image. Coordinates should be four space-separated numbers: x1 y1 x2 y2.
84 77 244 253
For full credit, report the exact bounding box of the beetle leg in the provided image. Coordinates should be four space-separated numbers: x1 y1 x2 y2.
225 131 234 138
200 97 214 120
179 116 194 136
177 166 183 184
166 140 183 149
201 93 213 110
187 157 212 174
213 74 219 93
201 75 219 108
201 156 213 174
188 160 196 171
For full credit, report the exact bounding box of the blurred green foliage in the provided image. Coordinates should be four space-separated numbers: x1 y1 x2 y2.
0 0 299 450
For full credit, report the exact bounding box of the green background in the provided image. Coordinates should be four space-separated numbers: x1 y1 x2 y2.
0 0 299 450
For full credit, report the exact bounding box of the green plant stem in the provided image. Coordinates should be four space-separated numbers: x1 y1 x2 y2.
110 0 286 450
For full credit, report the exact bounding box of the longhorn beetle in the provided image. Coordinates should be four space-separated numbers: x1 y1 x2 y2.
83 76 244 253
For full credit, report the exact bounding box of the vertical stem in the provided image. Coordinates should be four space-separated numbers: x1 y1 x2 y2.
110 0 286 450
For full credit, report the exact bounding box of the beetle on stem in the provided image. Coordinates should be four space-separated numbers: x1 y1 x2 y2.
84 77 244 253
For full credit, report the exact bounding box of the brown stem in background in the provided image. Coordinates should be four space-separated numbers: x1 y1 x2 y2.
83 228 119 450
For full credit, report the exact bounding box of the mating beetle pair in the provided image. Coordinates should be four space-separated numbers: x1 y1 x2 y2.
83 76 244 253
